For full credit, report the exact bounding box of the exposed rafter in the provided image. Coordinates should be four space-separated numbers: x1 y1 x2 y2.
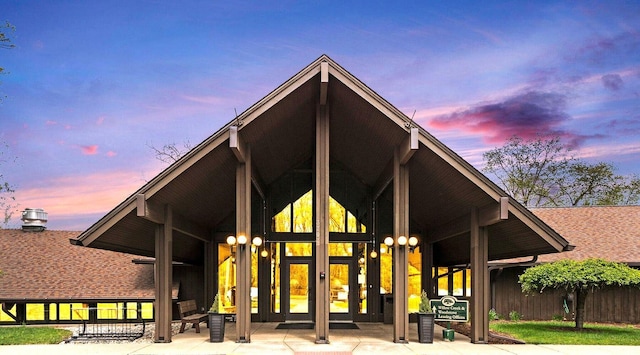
136 194 209 242
428 197 509 243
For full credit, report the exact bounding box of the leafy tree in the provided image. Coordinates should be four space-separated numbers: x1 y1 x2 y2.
483 135 639 207
483 135 569 207
519 258 640 329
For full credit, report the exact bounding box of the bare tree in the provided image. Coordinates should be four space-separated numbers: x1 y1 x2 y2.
0 140 18 227
147 140 193 165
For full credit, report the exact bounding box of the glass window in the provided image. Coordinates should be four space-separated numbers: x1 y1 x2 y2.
285 243 313 257
408 246 422 313
218 243 236 314
329 242 353 256
293 191 313 232
26 304 44 321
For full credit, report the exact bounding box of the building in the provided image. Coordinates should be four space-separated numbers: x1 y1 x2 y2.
0 229 159 324
71 55 571 344
492 205 640 323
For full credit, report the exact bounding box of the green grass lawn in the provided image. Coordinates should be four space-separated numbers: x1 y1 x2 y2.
490 321 640 345
0 326 72 345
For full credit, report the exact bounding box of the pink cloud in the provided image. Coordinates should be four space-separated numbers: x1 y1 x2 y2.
45 120 57 126
105 151 117 157
96 116 105 125
80 145 99 155
428 91 587 146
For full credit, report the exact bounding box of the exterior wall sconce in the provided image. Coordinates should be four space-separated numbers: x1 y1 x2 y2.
370 250 378 259
408 236 419 253
382 235 420 252
260 248 269 258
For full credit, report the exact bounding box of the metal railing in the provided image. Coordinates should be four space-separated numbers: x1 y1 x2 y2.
65 307 146 342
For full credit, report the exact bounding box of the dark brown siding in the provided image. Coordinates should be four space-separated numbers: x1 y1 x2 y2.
493 267 640 324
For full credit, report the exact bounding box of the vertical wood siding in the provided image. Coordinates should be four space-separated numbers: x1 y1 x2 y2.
493 267 640 323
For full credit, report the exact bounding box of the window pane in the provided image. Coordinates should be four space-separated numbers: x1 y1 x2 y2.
26 304 44 321
285 243 312 257
329 197 345 232
218 243 236 314
408 246 422 313
329 242 352 256
293 191 313 232
273 204 291 232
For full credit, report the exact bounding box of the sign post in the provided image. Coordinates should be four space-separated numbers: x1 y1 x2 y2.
429 295 469 341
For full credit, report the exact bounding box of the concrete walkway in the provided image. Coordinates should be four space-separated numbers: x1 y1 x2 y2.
2 322 640 355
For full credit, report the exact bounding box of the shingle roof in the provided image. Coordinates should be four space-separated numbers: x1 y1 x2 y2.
530 205 640 265
0 229 176 301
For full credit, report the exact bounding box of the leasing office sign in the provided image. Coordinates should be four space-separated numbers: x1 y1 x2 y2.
430 295 469 322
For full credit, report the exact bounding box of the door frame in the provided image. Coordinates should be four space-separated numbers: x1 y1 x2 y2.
281 256 315 322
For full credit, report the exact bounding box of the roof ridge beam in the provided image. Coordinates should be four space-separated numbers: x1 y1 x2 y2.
320 61 328 105
230 125 247 163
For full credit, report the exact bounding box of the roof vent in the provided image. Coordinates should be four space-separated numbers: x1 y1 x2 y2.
21 208 48 232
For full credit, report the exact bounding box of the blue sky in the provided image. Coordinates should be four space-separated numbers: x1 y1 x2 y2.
2 1 639 230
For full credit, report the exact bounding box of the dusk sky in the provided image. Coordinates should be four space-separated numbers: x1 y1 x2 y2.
2 1 639 231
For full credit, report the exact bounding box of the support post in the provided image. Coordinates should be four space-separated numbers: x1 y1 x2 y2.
392 148 410 343
154 205 173 343
470 207 490 343
236 145 252 343
315 103 330 343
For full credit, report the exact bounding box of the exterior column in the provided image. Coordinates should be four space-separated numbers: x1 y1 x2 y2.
393 148 409 343
470 207 489 343
236 146 252 343
315 103 330 344
154 204 173 343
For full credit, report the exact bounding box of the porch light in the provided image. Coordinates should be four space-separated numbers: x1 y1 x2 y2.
397 235 407 246
383 236 394 247
237 235 247 245
226 235 236 245
370 250 378 259
408 236 419 253
252 236 263 246
260 248 269 258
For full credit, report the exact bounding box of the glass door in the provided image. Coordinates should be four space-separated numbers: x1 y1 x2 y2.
329 258 356 321
282 257 314 322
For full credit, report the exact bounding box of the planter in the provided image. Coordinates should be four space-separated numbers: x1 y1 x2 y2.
208 312 225 342
416 312 435 343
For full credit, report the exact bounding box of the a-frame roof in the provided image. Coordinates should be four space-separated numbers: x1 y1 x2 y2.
73 55 570 266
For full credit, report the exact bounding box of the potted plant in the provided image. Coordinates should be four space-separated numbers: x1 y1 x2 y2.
416 290 435 343
208 293 225 342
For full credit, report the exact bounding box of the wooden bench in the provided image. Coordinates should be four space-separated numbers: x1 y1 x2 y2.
177 300 208 333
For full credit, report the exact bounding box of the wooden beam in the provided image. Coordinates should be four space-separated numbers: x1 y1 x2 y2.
398 127 419 165
235 146 252 343
393 147 410 343
137 194 164 223
478 197 509 226
372 158 394 201
137 194 209 242
154 205 173 343
229 125 246 163
315 103 330 344
470 208 489 343
428 198 509 243
251 164 266 201
320 61 328 105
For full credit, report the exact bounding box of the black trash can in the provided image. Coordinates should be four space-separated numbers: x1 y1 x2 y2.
383 294 393 324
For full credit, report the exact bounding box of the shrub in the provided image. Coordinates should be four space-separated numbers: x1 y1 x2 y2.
489 308 500 321
509 310 522 321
